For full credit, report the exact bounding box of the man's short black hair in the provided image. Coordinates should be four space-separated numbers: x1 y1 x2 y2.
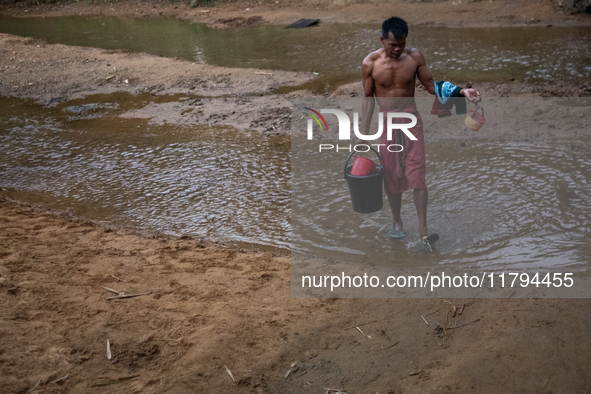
382 17 408 40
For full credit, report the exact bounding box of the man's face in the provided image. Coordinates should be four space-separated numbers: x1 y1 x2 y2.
380 32 406 59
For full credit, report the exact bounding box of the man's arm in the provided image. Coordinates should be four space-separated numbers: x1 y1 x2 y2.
414 49 481 101
359 56 375 141
413 49 436 95
413 49 480 102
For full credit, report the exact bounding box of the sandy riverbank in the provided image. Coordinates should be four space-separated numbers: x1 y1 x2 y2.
2 195 591 393
0 33 316 134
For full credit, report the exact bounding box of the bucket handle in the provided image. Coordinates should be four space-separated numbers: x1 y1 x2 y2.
344 147 382 179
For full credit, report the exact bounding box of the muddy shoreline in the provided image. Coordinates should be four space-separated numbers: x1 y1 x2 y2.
0 33 316 134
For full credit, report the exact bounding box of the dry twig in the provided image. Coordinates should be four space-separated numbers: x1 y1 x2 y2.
25 381 40 394
384 341 400 350
50 375 68 384
225 366 235 383
356 326 373 339
107 292 151 300
106 339 112 360
91 375 139 387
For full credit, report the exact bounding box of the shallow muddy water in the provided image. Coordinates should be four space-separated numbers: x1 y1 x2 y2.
1 16 590 91
291 98 591 278
293 140 591 271
0 95 290 249
1 94 589 274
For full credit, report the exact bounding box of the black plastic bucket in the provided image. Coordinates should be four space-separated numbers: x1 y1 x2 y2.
344 148 384 213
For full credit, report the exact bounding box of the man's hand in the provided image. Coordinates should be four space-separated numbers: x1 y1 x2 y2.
460 88 481 103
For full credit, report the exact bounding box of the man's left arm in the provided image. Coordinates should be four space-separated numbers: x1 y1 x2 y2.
414 49 436 95
413 49 481 102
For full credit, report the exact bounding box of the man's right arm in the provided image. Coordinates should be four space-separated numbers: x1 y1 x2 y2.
359 56 375 142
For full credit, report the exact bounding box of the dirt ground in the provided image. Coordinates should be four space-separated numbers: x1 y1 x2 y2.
1 0 591 392
2 196 591 394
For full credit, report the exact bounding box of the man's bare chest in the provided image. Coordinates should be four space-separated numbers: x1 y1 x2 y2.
372 59 417 89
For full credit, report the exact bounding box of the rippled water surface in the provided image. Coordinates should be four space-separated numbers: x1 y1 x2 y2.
291 98 591 272
1 96 590 274
294 142 591 270
0 96 290 248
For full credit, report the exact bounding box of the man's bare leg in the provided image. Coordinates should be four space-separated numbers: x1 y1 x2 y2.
413 188 428 236
387 193 403 232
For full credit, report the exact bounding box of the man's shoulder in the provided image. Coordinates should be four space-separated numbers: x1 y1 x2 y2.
406 47 425 61
363 49 384 66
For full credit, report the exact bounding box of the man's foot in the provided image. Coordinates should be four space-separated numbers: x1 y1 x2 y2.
388 227 406 239
388 221 405 239
420 233 439 245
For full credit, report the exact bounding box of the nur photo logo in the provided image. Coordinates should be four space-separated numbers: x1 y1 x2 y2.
304 107 418 153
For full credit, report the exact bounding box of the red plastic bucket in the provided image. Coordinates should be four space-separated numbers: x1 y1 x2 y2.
350 156 376 176
344 149 383 214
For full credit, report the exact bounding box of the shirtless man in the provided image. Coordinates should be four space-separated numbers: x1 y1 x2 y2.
357 16 480 244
